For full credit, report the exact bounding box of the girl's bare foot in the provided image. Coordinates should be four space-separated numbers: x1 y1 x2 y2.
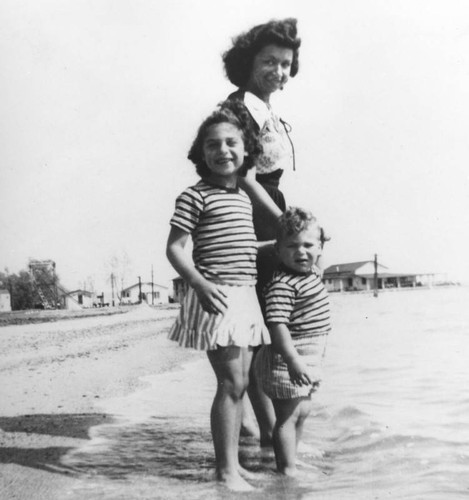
278 465 297 477
218 471 255 491
238 465 257 480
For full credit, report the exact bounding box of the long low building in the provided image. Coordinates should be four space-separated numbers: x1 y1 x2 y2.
60 289 94 309
323 261 420 292
121 282 169 305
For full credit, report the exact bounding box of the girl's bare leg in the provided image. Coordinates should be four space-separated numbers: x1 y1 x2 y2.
272 397 312 476
207 346 254 491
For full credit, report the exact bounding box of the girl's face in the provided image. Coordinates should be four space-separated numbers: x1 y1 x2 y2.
202 122 246 186
245 44 294 100
277 224 322 274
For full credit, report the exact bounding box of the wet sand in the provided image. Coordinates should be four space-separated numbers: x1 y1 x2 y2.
0 304 201 500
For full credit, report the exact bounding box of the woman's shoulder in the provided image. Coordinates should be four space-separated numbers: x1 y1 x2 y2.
226 90 270 130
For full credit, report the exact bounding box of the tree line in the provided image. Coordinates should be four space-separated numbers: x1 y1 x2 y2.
0 267 58 310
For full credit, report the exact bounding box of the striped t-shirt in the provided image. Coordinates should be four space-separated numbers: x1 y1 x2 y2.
170 180 257 286
264 267 331 337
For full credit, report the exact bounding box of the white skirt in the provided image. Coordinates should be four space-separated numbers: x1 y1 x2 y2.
168 283 270 351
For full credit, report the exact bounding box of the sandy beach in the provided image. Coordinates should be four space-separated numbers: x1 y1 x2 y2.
0 304 201 500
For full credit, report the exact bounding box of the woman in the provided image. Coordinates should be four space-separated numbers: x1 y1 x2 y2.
222 18 301 447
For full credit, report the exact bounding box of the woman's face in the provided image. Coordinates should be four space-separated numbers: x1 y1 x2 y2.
245 44 294 100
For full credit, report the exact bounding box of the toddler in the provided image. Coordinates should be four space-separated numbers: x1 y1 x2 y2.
255 206 331 476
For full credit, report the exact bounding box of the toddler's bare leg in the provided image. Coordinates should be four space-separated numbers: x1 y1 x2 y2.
272 397 312 476
207 346 254 491
295 397 312 447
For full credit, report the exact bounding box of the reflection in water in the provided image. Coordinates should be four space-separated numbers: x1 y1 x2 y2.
67 418 215 481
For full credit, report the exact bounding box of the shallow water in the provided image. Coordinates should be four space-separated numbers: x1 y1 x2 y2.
63 287 469 499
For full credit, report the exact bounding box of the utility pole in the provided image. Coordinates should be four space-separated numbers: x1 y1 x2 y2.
111 273 115 307
151 265 154 306
6 268 13 310
53 262 58 308
138 276 142 304
373 254 379 298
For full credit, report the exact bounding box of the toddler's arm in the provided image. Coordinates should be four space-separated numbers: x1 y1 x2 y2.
269 323 312 386
166 226 227 314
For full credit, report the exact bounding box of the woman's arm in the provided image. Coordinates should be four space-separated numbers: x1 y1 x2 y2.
238 168 283 224
269 323 312 386
257 239 276 251
166 226 227 314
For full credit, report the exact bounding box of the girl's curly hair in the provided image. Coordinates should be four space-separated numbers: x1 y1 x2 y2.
223 18 301 88
188 99 263 178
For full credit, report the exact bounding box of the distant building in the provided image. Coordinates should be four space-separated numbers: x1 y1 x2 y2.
172 277 187 303
121 282 169 305
323 261 419 292
0 289 11 312
60 289 94 310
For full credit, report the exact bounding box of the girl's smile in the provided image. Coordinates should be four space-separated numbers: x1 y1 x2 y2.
203 123 247 187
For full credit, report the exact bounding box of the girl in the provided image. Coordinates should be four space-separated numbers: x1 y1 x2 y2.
166 101 272 491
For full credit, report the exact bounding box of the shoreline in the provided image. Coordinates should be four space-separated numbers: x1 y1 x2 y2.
0 304 202 500
327 282 462 295
0 304 181 326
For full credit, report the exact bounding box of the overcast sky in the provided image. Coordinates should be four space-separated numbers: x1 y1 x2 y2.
1 0 469 294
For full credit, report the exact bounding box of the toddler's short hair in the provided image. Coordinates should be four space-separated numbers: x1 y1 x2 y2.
277 206 328 248
277 207 317 239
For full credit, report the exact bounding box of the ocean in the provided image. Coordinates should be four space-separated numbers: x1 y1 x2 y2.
63 286 469 499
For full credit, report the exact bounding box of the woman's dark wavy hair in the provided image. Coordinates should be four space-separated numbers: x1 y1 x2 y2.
188 99 263 178
223 18 301 88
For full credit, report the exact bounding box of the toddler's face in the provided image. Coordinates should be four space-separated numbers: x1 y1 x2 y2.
277 225 322 274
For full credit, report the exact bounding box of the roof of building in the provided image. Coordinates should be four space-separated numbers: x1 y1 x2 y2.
325 261 376 274
65 289 93 297
122 282 168 293
359 273 418 279
323 261 421 281
0 289 10 295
